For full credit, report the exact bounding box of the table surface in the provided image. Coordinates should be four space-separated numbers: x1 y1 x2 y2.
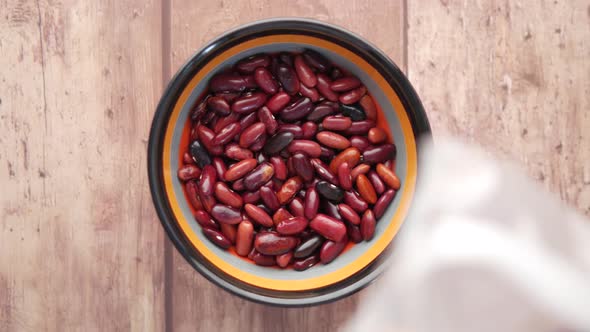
1 0 588 331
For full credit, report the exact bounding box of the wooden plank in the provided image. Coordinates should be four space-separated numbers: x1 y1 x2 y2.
0 0 165 330
167 1 405 331
407 0 590 215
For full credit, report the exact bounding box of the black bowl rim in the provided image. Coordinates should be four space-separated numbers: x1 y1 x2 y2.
148 17 431 307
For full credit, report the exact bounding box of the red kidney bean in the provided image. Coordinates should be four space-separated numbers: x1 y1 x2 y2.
276 64 300 95
252 252 277 266
286 156 296 177
299 83 320 102
316 73 339 102
361 210 376 241
307 103 335 122
197 125 223 156
337 162 353 191
224 158 257 182
189 140 212 168
266 91 291 113
376 163 401 190
213 112 239 133
368 127 387 144
373 189 396 219
322 116 352 131
304 187 320 219
249 133 267 152
276 216 308 235
269 156 287 180
276 252 293 268
289 197 305 218
236 54 270 73
316 131 351 150
273 208 293 226
287 140 321 157
293 254 319 271
207 96 231 116
329 147 361 173
214 182 243 208
309 214 347 242
259 186 280 211
200 111 217 125
254 67 279 94
359 94 377 121
302 50 330 72
242 190 260 204
320 146 335 161
186 181 204 210
320 236 348 264
198 187 216 212
350 163 371 181
216 91 240 103
198 165 217 196
345 120 375 135
243 162 274 191
236 113 256 133
338 203 360 226
280 97 313 122
239 122 266 148
310 158 339 185
232 92 267 114
367 170 386 195
203 228 231 249
257 106 278 135
339 86 366 105
356 174 377 204
277 124 303 139
244 203 274 227
292 153 314 182
343 191 369 213
213 122 241 145
210 73 249 92
294 55 317 88
349 136 370 151
210 204 242 225
177 164 201 181
225 143 254 161
363 144 396 164
276 176 303 205
301 122 318 140
235 220 254 256
194 210 219 230
330 76 362 92
294 235 323 259
232 178 245 191
220 223 237 244
347 224 363 243
254 232 298 255
263 131 295 155
191 98 208 121
183 152 195 165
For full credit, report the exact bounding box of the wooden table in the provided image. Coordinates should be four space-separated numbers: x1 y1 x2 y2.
1 0 588 330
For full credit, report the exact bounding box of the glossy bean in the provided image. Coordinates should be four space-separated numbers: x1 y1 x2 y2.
287 140 322 157
299 84 320 102
359 94 377 120
236 54 270 73
189 140 212 168
339 86 366 105
301 122 318 140
214 182 243 208
263 131 295 155
252 252 277 266
198 187 216 212
310 158 339 185
363 144 396 164
224 158 257 182
210 204 242 225
373 189 396 219
276 216 308 235
309 214 347 242
343 191 369 213
207 96 231 116
210 73 249 92
211 158 227 182
257 106 278 135
232 92 267 114
232 178 245 191
307 103 335 122
266 91 291 113
330 76 362 92
293 255 319 271
235 220 254 256
302 50 330 71
254 232 298 255
225 143 254 161
347 224 363 243
320 236 348 264
191 98 208 121
249 133 267 152
237 122 264 148
220 223 237 244
360 210 376 241
213 122 241 145
269 156 288 180
356 174 377 204
253 67 279 94
316 181 344 203
321 200 341 220
259 186 280 211
289 197 305 218
244 203 274 227
212 111 239 134
349 136 370 151
337 162 353 191
340 103 367 121
177 164 201 181
276 124 303 139
350 164 371 181
242 190 261 204
329 147 361 173
194 210 219 230
216 91 240 103
304 187 320 219
316 73 339 102
338 203 360 225
276 176 303 205
316 131 351 150
198 165 217 196
276 252 293 268
202 228 231 249
294 235 323 258
345 120 375 135
322 116 352 131
185 181 203 210
319 146 335 162
197 125 223 156
183 152 195 165
276 64 300 95
367 170 386 195
279 97 313 122
292 153 314 182
294 55 317 87
376 163 401 190
273 208 294 226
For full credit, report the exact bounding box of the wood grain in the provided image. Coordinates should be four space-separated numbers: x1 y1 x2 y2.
167 1 405 331
407 0 590 216
0 0 165 330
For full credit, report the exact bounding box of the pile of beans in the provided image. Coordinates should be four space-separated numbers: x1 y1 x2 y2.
177 50 400 271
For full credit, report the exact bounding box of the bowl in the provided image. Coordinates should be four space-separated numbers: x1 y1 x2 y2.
148 18 430 306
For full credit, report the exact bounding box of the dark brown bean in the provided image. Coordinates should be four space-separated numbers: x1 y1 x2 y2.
316 131 351 150
252 252 277 266
276 64 300 95
278 52 294 66
225 143 254 160
301 122 318 140
321 200 341 220
367 170 386 195
345 120 375 135
254 67 279 94
224 158 257 181
343 191 369 213
213 122 241 145
338 203 360 225
340 103 367 121
245 203 274 227
259 186 280 211
310 158 339 185
376 163 401 190
359 94 377 121
194 210 219 230
330 76 362 92
363 144 396 164
270 156 288 180
186 181 204 210
320 236 348 264
279 97 313 122
329 147 361 173
239 122 266 148
254 232 298 255
294 235 323 258
242 190 261 204
320 146 335 162
243 162 274 191
273 208 293 226
198 165 217 196
299 84 320 102
368 127 387 144
337 162 353 191
287 140 322 157
339 86 366 105
210 204 242 225
214 182 243 208
347 224 363 243
350 163 371 181
236 220 254 256
276 176 303 205
236 54 271 73
361 210 376 241
197 125 223 156
316 181 344 203
203 228 231 249
200 111 217 125
177 164 201 181
220 223 237 244
189 140 212 168
276 252 293 268
210 73 249 92
330 67 343 80
349 136 370 151
263 131 295 155
373 189 396 219
276 216 308 235
257 106 278 135
289 197 305 218
292 153 314 182
307 103 335 122
294 55 317 87
356 174 377 204
266 91 291 113
293 255 319 271
232 92 267 114
302 50 330 72
304 187 320 219
322 116 352 131
207 96 231 116
316 73 339 102
310 214 347 242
